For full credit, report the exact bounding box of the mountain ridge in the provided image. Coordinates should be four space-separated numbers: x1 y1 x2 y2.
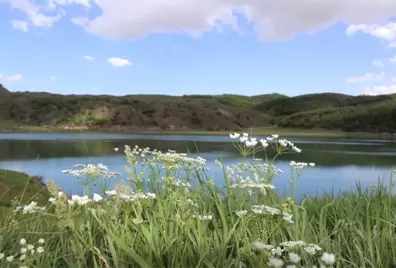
1 87 396 133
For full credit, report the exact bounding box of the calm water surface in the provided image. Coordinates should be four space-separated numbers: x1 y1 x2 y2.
1 133 396 199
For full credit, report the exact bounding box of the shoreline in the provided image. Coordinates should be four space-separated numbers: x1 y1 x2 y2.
0 125 384 139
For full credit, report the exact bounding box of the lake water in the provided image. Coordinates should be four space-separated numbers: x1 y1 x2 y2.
0 133 396 199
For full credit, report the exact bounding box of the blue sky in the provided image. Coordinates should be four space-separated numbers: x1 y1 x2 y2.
1 1 396 96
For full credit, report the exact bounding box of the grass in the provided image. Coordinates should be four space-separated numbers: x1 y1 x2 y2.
0 169 49 207
0 133 395 267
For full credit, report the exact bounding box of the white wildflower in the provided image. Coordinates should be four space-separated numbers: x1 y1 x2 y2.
282 212 294 224
272 134 279 138
236 210 248 217
20 238 26 245
304 244 322 255
193 215 213 221
114 147 119 152
321 252 336 265
92 193 103 202
36 247 44 254
38 238 45 244
49 197 57 204
289 252 301 263
105 190 117 196
0 253 3 260
271 247 284 256
309 162 315 167
260 139 269 148
229 133 240 139
19 254 26 261
252 241 274 250
27 244 34 250
20 247 27 254
286 265 296 268
6 255 14 262
268 258 284 267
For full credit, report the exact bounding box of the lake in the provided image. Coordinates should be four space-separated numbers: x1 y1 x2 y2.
0 133 395 199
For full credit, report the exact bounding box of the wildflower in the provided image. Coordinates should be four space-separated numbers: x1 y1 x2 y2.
58 191 64 198
252 241 274 250
20 266 28 268
279 139 288 147
49 197 57 204
272 134 279 138
230 133 240 139
62 164 120 179
245 138 258 147
260 139 269 148
15 202 46 214
0 253 4 259
19 254 26 261
271 247 284 256
321 252 336 265
289 252 301 263
236 210 248 217
27 245 34 250
268 258 284 267
304 244 322 255
105 190 117 196
38 238 45 244
309 162 315 167
20 247 27 254
30 250 35 255
286 265 296 268
68 195 92 206
193 215 213 221
36 247 44 254
282 212 294 224
92 193 103 202
20 238 26 245
6 255 14 262
114 147 119 152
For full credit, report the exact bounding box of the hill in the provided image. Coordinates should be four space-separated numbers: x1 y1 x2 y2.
0 84 9 94
1 85 396 133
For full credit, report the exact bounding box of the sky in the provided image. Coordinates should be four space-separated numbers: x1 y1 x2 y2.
1 1 396 96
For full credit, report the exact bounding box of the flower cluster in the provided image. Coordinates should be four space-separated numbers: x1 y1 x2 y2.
14 201 46 214
67 193 104 206
0 237 45 267
105 190 156 201
290 161 315 169
251 205 294 223
62 164 120 179
192 214 213 221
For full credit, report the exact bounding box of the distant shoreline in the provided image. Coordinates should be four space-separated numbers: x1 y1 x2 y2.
0 125 385 139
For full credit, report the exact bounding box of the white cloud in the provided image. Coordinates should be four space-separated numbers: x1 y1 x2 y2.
11 20 29 32
345 72 384 84
389 42 396 48
373 59 384 68
6 74 23 81
346 23 396 41
364 84 396 95
3 0 396 41
6 0 63 31
107 57 132 67
83 55 95 61
50 76 56 81
390 55 396 62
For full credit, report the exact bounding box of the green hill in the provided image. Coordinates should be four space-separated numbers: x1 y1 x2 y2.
1 84 396 133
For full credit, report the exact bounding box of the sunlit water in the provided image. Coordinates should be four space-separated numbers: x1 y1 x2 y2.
0 133 395 199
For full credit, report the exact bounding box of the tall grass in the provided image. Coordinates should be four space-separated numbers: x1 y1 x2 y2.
0 133 395 268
